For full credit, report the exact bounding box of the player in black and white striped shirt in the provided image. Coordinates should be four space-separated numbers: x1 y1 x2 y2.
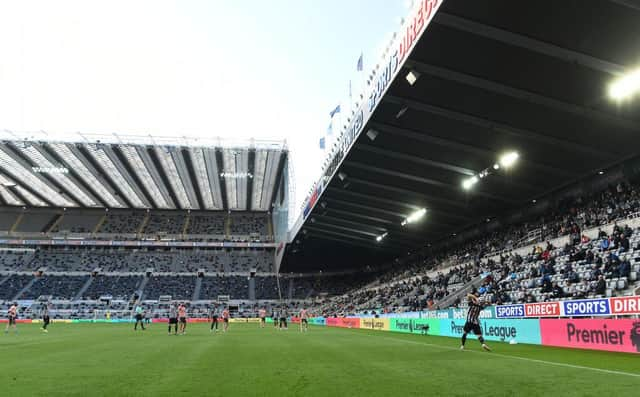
460 290 491 351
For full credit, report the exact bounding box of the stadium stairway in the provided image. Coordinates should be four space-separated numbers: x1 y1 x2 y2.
192 277 202 301
436 274 484 309
12 276 36 301
0 274 10 286
287 278 293 300
74 276 94 301
136 275 150 301
248 277 256 300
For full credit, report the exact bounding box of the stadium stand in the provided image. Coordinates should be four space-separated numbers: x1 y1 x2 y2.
0 274 33 300
98 211 145 234
22 275 89 300
143 275 196 300
82 275 143 300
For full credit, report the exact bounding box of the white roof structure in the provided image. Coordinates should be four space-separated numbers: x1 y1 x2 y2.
0 131 287 211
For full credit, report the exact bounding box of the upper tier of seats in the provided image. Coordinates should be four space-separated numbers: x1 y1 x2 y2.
0 209 272 241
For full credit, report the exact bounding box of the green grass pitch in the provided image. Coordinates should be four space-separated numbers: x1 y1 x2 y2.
1 323 639 396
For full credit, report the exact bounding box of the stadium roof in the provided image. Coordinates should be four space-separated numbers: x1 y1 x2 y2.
283 0 640 271
0 131 287 211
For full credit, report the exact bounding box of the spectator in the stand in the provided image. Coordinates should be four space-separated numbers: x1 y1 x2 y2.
595 275 606 295
541 277 552 293
585 250 594 265
575 279 591 299
598 228 607 239
617 260 631 278
566 268 579 284
599 237 610 252
551 282 565 299
589 264 602 281
580 234 590 244
619 234 630 252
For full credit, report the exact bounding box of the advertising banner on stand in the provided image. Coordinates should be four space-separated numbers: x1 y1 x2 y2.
360 318 390 331
326 317 361 329
390 318 440 335
540 319 640 354
309 317 326 326
439 319 542 344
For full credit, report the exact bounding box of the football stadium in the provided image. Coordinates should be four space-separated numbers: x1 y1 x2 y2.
2 0 640 396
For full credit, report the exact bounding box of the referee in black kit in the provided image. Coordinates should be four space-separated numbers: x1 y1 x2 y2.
460 289 491 352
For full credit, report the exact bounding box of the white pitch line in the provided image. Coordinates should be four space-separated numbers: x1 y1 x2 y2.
341 329 640 379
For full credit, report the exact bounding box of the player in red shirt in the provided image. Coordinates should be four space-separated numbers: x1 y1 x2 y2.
258 308 266 328
222 308 230 332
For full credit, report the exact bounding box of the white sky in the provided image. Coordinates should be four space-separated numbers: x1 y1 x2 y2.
0 0 409 217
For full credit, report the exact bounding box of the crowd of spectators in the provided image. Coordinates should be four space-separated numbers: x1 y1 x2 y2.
23 275 89 300
5 248 274 273
473 222 637 306
82 275 143 300
0 274 33 300
144 275 196 300
3 210 272 240
199 276 249 300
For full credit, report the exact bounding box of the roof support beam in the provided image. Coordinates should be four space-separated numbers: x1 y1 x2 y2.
345 160 519 204
609 0 640 11
215 149 229 211
369 121 577 178
7 186 29 206
434 12 627 75
0 144 75 207
356 144 475 176
247 149 255 210
347 176 474 211
181 148 205 211
147 147 180 210
385 95 616 161
304 226 410 250
325 208 395 225
170 147 199 210
324 197 405 219
311 221 379 238
203 148 224 210
112 146 156 209
306 232 400 253
404 60 640 132
101 146 150 208
325 187 421 210
269 152 287 211
315 214 429 242
9 142 94 206
315 215 387 233
71 145 129 208
135 147 175 208
0 163 53 206
39 144 106 207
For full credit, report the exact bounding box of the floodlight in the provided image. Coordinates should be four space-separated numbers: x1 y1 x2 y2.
406 70 420 86
493 163 500 170
608 68 640 101
462 176 479 190
498 151 519 169
402 208 426 226
376 232 388 242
